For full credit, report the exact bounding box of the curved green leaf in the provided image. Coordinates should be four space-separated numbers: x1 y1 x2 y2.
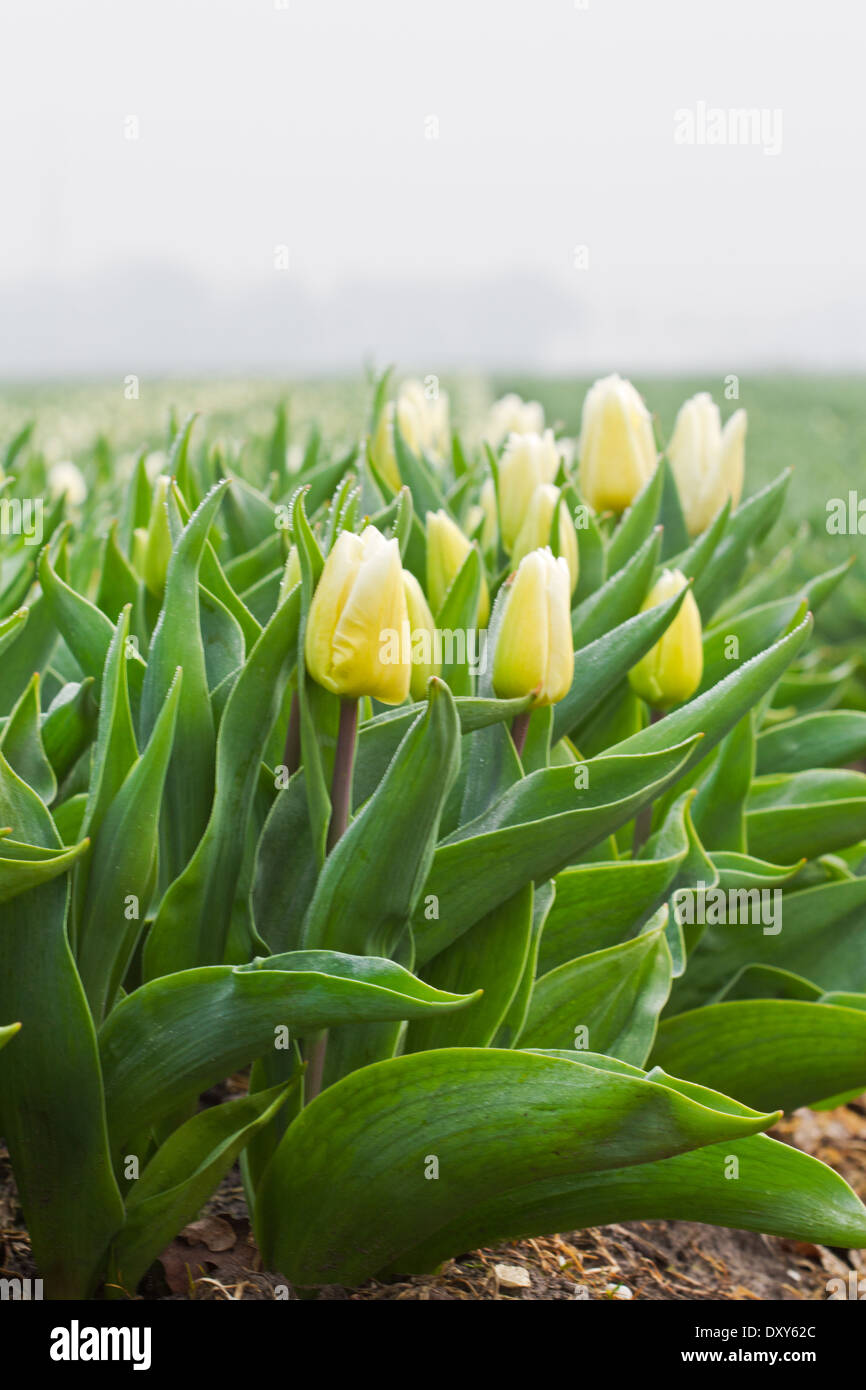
392 1128 866 1273
611 613 813 783
669 874 866 1012
406 885 533 1052
571 527 661 649
77 669 182 1021
746 769 866 862
0 835 89 903
254 1047 778 1285
110 1081 295 1296
144 589 301 980
757 710 866 774
521 911 671 1064
140 481 227 883
0 752 124 1298
0 674 56 805
100 950 479 1154
653 998 866 1111
414 737 700 963
301 679 460 958
552 583 688 742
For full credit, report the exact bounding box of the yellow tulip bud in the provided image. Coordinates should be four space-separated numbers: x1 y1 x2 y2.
305 524 410 704
492 548 574 708
397 378 451 460
371 402 401 491
484 393 545 448
465 481 498 553
279 543 301 603
402 569 441 701
497 429 560 550
136 475 172 597
425 509 490 626
48 460 88 506
370 380 451 492
511 483 579 595
478 477 499 551
628 569 703 710
578 374 657 514
667 393 747 536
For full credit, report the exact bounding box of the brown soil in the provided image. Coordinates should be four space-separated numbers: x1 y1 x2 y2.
3 1097 864 1302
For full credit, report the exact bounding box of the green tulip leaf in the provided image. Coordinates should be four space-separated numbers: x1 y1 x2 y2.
0 835 90 904
144 588 301 980
652 998 866 1113
406 885 534 1052
391 1127 866 1273
606 462 665 574
0 607 28 660
110 1081 296 1296
254 1047 779 1286
414 736 700 963
0 674 56 805
77 669 182 1022
669 874 866 1013
572 527 661 649
699 596 806 695
553 582 689 743
757 710 866 775
0 751 124 1298
301 679 460 958
692 470 792 619
100 950 479 1155
140 481 227 884
521 909 672 1065
40 679 98 782
611 613 812 786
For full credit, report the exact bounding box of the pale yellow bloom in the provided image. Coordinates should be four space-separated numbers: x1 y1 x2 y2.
48 460 88 506
397 378 451 459
511 483 579 595
426 509 490 626
469 477 499 551
628 568 703 710
667 393 747 536
578 374 657 513
485 393 545 448
305 525 410 704
371 379 451 490
498 429 560 550
371 403 402 491
402 570 441 701
493 548 574 708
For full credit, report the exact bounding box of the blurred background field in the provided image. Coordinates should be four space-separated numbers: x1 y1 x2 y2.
2 371 864 645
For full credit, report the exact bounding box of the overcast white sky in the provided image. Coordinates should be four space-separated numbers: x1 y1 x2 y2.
1 0 863 375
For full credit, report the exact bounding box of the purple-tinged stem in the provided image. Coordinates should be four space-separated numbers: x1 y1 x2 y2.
327 697 359 854
511 709 531 759
282 690 301 777
306 696 359 1103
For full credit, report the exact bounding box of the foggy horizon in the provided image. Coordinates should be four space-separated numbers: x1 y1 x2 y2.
2 0 864 378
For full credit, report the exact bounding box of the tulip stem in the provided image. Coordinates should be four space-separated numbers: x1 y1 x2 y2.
282 690 301 777
305 1032 329 1105
511 710 531 759
327 696 359 853
306 696 359 1106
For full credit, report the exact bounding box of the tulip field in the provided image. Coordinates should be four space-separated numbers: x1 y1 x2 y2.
2 370 866 1301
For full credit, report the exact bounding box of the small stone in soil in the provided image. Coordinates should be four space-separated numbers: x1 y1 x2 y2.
494 1263 532 1290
